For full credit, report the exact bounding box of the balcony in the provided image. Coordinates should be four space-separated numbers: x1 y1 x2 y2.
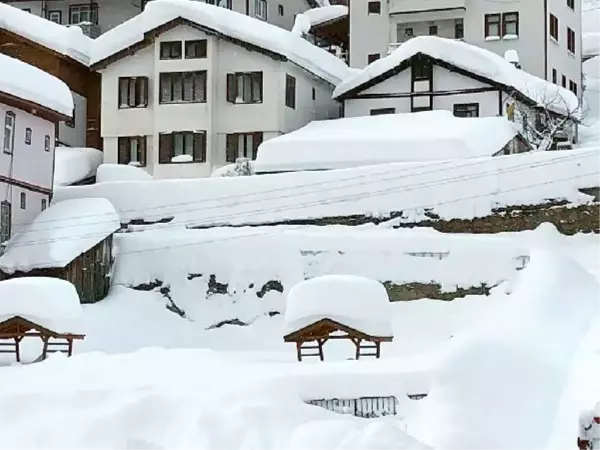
388 0 466 18
71 22 102 39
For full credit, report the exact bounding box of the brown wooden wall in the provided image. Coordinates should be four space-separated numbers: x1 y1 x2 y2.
0 29 102 150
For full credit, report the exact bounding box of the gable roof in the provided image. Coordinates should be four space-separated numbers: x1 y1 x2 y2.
91 0 352 86
333 36 580 118
255 111 523 172
0 3 92 66
0 53 73 119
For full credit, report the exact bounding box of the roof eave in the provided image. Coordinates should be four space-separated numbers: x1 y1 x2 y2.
0 90 71 123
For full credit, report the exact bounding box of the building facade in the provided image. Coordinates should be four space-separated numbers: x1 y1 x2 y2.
95 21 341 179
1 0 314 35
349 0 582 95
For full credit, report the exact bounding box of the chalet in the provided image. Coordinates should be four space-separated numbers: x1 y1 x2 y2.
333 36 581 149
0 198 120 303
255 111 530 174
90 0 352 179
0 53 72 245
0 3 102 149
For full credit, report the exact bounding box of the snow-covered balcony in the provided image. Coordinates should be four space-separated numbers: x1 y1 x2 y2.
388 0 466 18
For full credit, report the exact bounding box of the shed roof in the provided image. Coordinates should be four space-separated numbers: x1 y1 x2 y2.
0 198 120 273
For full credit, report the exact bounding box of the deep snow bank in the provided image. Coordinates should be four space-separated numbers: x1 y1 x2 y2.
410 246 600 449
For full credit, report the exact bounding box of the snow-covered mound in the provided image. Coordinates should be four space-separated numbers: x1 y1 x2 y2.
411 248 600 449
96 163 153 183
0 277 81 333
284 275 392 337
53 147 103 187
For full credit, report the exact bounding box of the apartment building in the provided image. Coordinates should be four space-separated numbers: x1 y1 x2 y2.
91 1 349 179
349 0 582 96
1 0 315 37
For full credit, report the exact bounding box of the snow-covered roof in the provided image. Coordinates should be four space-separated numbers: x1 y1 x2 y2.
0 3 92 66
304 5 348 27
256 111 520 172
0 198 120 273
53 147 103 187
91 0 352 86
583 4 600 57
96 163 153 183
284 275 393 337
0 54 73 118
583 32 600 57
0 277 81 333
333 36 579 117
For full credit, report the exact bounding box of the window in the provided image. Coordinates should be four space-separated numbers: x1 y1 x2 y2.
255 0 267 20
405 27 414 37
567 27 576 53
412 57 432 81
368 53 381 64
159 71 207 103
226 72 263 104
0 201 11 244
159 131 206 163
484 13 501 38
278 4 284 15
569 80 578 95
226 132 263 162
66 107 75 128
549 14 559 41
118 77 149 108
370 108 395 115
502 12 519 36
118 136 147 166
455 19 464 39
453 103 480 117
552 68 557 83
47 10 62 23
19 192 26 210
207 0 232 7
160 41 182 59
312 87 316 101
367 1 381 14
567 0 575 9
44 135 50 152
562 75 567 87
41 199 47 211
285 74 296 109
69 4 98 24
21 8 31 13
3 111 15 155
429 25 438 35
185 40 207 59
25 128 32 145
141 0 151 10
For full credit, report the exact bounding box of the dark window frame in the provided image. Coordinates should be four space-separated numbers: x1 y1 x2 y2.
226 72 263 104
367 1 381 14
68 3 98 24
549 14 559 41
552 68 557 83
118 136 147 166
454 19 464 39
484 13 501 38
453 103 480 117
19 192 26 210
41 198 47 211
562 75 567 87
159 71 207 104
47 10 62 23
3 111 16 155
158 131 207 164
278 4 284 15
567 0 575 9
285 74 296 109
0 201 11 244
429 25 438 35
24 127 32 145
367 53 381 64
226 132 263 162
44 135 51 152
404 27 414 37
185 40 207 59
160 41 183 60
502 12 519 36
255 0 267 20
311 87 316 101
65 107 75 128
567 27 576 53
370 108 395 116
569 80 578 95
412 56 433 82
118 76 149 108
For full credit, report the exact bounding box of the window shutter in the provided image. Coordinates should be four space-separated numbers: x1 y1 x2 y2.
118 137 129 164
251 132 263 160
137 77 149 106
193 132 206 162
253 72 263 102
159 133 172 163
226 73 235 102
139 136 147 166
226 133 237 163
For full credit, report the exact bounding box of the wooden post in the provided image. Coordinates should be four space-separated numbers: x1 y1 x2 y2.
317 339 324 361
354 338 361 360
41 336 49 360
296 341 302 362
375 341 381 359
14 336 21 363
67 338 73 357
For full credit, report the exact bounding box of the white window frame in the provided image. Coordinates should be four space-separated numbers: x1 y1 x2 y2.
69 4 97 24
48 10 62 23
255 0 267 20
3 112 15 155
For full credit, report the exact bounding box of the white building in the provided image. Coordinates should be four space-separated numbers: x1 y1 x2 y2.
0 53 73 243
1 0 318 36
90 0 350 179
255 110 530 173
333 36 580 148
349 0 582 94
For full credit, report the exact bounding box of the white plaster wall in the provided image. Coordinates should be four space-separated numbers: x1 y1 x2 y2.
349 0 390 68
7 187 49 236
57 91 87 147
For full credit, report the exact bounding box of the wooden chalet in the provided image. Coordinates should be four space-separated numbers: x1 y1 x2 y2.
283 318 393 361
0 315 85 363
0 16 102 149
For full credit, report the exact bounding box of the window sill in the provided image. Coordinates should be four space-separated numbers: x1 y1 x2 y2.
503 34 519 40
550 36 559 46
229 100 263 105
159 100 207 105
484 35 500 41
567 50 576 58
120 163 147 168
159 57 183 61
159 160 206 165
118 105 148 109
184 56 208 60
3 151 13 156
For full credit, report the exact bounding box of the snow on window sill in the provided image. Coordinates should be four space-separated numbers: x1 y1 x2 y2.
485 35 501 42
567 50 576 58
503 34 519 40
170 155 194 163
127 161 143 167
550 36 559 46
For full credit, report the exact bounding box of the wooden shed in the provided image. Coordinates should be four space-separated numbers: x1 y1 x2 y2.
0 198 121 303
